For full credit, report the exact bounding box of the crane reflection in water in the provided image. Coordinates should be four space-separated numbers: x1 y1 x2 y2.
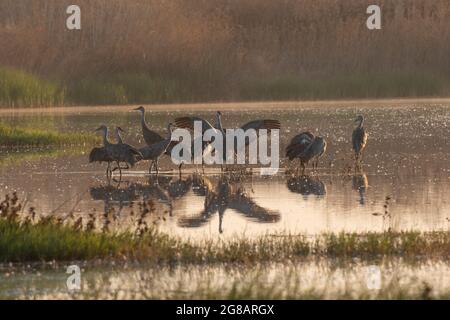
89 173 281 234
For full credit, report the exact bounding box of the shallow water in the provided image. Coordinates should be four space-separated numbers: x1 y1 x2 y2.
1 259 449 299
1 101 450 240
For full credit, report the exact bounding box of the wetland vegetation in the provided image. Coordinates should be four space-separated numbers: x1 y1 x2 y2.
0 122 98 147
1 193 449 264
1 1 450 107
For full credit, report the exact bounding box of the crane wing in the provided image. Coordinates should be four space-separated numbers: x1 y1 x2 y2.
240 119 281 132
174 116 216 133
286 132 314 159
142 126 164 146
228 192 281 223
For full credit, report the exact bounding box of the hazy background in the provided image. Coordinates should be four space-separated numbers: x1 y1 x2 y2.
0 0 449 106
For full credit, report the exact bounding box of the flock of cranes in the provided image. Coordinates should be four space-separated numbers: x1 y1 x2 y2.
89 106 368 176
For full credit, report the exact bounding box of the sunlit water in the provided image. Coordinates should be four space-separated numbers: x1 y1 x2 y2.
1 101 449 239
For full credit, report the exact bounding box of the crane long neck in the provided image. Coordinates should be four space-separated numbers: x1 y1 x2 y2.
216 114 224 132
102 128 111 146
115 129 123 144
166 124 172 139
359 118 364 128
140 110 149 129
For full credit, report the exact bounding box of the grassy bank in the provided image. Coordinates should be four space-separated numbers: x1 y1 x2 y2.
1 194 449 263
1 68 449 107
0 122 97 146
0 67 64 107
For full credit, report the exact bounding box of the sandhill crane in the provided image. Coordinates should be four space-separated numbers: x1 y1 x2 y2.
215 111 281 163
138 123 173 175
95 125 142 176
173 115 219 175
216 111 281 134
286 133 327 174
175 111 280 170
176 111 281 138
115 127 125 144
352 115 368 165
89 126 128 177
89 147 113 177
133 106 164 146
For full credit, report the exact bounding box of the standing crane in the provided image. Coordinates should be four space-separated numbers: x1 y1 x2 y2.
138 122 173 175
286 132 327 174
94 125 142 176
133 106 164 146
89 127 125 177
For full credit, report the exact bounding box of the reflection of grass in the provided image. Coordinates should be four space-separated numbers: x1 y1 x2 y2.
0 147 86 168
1 194 449 263
4 261 448 299
0 123 98 147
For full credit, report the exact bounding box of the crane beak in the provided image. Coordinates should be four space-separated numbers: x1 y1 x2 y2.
94 126 103 132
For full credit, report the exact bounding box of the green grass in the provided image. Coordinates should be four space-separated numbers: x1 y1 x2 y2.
1 218 449 263
0 219 136 262
0 122 98 146
1 194 449 263
239 73 450 101
0 67 65 107
66 74 191 105
1 66 450 108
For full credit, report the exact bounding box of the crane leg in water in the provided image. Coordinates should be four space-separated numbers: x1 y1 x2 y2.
178 163 183 178
112 162 129 172
111 161 123 177
106 162 112 177
148 161 154 174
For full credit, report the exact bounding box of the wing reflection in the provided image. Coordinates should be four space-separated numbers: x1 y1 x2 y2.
178 175 280 233
90 173 281 234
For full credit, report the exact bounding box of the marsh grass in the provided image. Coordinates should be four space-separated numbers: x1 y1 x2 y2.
66 74 192 105
0 122 98 146
1 193 449 263
0 67 65 107
1 1 450 106
239 73 450 101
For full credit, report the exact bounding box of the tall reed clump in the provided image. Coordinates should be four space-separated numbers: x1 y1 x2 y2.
0 0 449 105
0 67 65 107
